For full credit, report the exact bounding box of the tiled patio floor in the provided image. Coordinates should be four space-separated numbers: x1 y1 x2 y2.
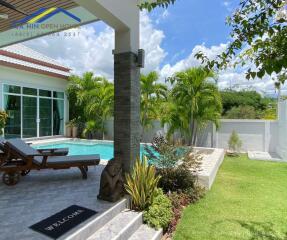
0 164 116 240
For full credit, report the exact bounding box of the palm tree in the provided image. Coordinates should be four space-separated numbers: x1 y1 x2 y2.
67 72 114 139
85 78 114 139
141 71 167 139
164 67 222 145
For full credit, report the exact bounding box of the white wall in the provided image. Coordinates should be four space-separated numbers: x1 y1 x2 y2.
215 120 278 152
103 118 278 152
276 101 287 159
0 65 69 134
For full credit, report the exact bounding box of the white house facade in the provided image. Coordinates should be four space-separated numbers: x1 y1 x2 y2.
0 44 70 139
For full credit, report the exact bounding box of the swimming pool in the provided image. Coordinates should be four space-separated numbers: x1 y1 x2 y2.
34 140 151 160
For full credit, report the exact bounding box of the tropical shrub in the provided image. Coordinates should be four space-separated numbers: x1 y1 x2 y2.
165 186 205 236
125 157 161 211
228 130 242 155
83 120 101 139
143 189 173 230
145 136 202 193
158 167 196 193
224 106 259 119
0 110 8 135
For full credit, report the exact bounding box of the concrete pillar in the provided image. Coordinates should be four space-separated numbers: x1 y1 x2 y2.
114 51 140 173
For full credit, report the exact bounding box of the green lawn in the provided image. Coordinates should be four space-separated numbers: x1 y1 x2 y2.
174 155 287 240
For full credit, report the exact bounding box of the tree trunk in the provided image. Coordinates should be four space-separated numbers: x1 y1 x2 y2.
102 119 105 140
192 121 198 146
189 117 195 146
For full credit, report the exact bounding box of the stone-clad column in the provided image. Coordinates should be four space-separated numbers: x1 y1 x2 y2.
114 52 140 174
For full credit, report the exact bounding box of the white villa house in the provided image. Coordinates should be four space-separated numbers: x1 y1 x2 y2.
0 44 70 139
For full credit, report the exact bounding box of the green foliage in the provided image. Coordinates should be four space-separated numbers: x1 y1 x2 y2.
0 110 8 135
143 188 173 230
139 0 176 11
262 107 277 120
125 157 161 211
157 167 197 193
220 90 267 115
83 120 101 139
67 72 114 139
141 72 167 138
220 90 278 119
145 136 182 169
196 0 287 84
145 136 202 193
228 130 242 153
163 67 222 145
225 106 258 119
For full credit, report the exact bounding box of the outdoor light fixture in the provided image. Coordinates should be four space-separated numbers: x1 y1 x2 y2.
137 49 145 68
112 49 145 68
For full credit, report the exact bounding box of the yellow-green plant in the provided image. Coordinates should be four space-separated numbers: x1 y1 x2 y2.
0 110 8 135
125 157 161 211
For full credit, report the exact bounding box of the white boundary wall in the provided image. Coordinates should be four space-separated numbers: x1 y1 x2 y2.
104 119 278 152
214 120 278 152
103 101 287 156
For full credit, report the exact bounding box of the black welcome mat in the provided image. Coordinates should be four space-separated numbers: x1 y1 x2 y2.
30 205 98 239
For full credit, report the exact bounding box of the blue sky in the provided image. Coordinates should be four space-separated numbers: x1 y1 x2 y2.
148 0 238 66
25 0 278 94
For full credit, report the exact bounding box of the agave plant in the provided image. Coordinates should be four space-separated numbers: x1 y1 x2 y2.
125 157 161 211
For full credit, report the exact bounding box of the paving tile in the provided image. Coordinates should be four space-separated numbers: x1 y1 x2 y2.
0 165 116 240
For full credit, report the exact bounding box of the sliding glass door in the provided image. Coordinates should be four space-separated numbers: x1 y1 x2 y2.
3 84 65 138
4 95 21 139
22 96 37 138
39 98 52 137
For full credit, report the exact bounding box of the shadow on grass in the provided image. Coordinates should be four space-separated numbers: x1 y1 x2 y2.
212 220 287 240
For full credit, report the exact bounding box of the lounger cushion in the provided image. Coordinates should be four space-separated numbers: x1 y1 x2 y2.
7 139 40 157
34 154 100 166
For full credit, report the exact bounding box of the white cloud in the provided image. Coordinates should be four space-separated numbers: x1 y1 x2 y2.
159 43 279 93
140 11 166 74
24 11 166 79
159 43 227 80
155 9 170 24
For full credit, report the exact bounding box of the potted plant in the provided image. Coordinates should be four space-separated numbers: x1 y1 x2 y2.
65 122 73 138
0 110 8 136
72 124 78 138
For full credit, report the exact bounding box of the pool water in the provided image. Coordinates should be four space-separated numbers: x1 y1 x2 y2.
34 141 151 160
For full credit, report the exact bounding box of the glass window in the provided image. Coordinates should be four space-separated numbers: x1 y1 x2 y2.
39 90 51 97
4 94 21 139
4 85 21 94
23 87 37 96
53 99 64 135
53 91 64 99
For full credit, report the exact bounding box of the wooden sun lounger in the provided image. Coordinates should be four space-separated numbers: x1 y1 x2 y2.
0 138 100 186
0 137 69 166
